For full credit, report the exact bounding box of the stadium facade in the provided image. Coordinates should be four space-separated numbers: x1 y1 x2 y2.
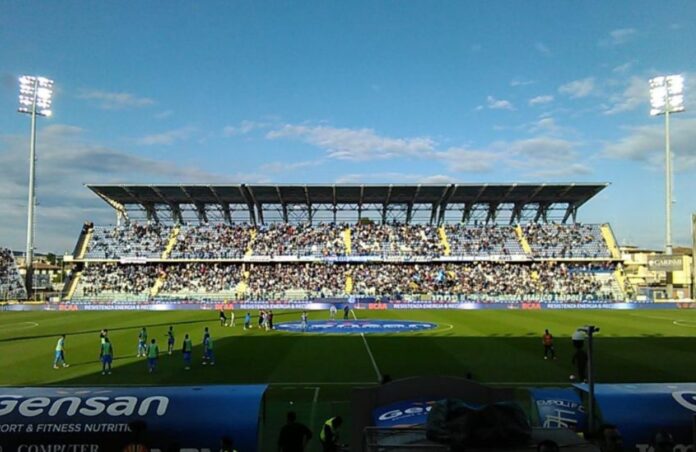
48 183 634 306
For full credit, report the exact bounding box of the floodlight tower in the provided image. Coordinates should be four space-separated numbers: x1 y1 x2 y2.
18 75 54 297
649 75 685 299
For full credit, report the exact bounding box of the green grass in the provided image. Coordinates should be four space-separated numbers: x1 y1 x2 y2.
1 308 695 451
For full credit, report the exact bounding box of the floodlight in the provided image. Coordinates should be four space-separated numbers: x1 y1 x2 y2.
16 75 55 296
650 74 685 116
18 75 54 117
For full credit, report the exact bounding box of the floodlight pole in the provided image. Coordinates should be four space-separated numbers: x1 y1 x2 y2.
665 109 674 299
25 78 39 298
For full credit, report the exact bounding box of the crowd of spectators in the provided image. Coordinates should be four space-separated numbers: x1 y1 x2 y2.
86 224 172 259
524 223 610 258
74 261 612 300
246 263 346 299
253 223 346 257
445 225 523 256
350 262 605 297
160 263 240 294
0 248 27 299
80 222 612 260
78 263 163 297
351 223 444 256
173 224 249 259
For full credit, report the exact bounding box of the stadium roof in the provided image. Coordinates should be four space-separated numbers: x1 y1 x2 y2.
87 183 608 225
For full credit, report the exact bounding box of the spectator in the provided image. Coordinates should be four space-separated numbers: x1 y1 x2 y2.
278 411 313 452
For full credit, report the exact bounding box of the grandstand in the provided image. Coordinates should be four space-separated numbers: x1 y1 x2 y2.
0 248 27 300
64 183 627 303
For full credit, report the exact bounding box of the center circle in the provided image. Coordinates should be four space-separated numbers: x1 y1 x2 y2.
275 319 438 334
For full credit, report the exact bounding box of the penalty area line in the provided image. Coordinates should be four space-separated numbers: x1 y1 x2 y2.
351 311 382 383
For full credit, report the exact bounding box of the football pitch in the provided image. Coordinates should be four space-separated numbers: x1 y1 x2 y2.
1 308 695 450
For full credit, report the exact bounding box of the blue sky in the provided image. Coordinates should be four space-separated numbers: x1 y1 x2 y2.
1 1 695 253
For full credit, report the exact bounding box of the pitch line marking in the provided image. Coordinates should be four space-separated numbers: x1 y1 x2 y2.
673 320 696 328
0 321 39 331
351 311 382 383
308 386 321 431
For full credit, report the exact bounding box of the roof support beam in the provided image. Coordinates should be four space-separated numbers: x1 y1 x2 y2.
462 203 473 224
382 185 393 225
276 186 288 223
209 186 231 224
151 186 182 224
239 186 256 226
486 202 499 224
509 203 524 225
358 186 364 221
437 185 455 225
304 186 313 225
562 202 578 224
534 202 550 223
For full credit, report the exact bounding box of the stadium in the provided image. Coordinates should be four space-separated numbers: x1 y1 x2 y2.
3 3 696 451
2 182 696 451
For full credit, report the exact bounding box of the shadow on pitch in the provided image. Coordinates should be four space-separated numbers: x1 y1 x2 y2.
42 333 696 388
0 318 215 344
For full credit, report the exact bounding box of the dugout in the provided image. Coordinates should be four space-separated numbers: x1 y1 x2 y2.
351 376 599 451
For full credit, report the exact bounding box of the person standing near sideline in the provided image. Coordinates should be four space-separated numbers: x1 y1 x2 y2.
329 304 337 321
166 326 175 355
100 337 114 375
542 329 556 360
343 304 350 320
137 327 148 357
182 333 193 370
147 339 159 373
220 309 228 327
320 416 343 452
53 334 69 369
229 308 235 327
278 411 313 452
301 311 309 333
244 311 252 330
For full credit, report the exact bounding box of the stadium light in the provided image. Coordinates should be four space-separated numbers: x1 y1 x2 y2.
650 74 685 299
17 75 54 297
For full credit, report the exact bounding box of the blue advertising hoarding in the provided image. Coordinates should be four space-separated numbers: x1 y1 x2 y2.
530 388 586 432
0 385 267 452
574 383 696 451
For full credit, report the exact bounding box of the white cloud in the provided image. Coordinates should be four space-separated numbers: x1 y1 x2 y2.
79 90 155 110
535 42 551 55
602 118 696 169
559 77 596 98
600 28 637 46
266 122 585 177
612 61 634 74
0 125 224 252
528 117 560 134
486 96 515 110
137 126 196 145
260 159 325 173
511 79 535 87
154 110 174 119
223 120 266 137
604 76 646 115
336 173 456 184
529 95 554 106
267 124 436 161
527 163 592 179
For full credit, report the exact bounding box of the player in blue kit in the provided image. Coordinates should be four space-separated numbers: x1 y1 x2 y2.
53 334 69 369
137 327 148 357
100 337 114 375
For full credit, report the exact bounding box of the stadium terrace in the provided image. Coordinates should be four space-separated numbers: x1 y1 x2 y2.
35 182 632 305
